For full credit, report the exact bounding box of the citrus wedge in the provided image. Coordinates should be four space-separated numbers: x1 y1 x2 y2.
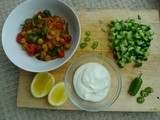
30 72 55 98
48 82 68 106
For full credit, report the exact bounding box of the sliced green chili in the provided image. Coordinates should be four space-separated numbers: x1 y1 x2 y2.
144 87 154 93
84 36 91 42
140 90 149 97
128 73 143 96
137 96 145 104
85 31 91 36
80 42 87 49
92 41 98 49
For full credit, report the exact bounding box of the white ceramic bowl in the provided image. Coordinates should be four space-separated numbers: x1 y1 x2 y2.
2 0 81 72
65 54 122 112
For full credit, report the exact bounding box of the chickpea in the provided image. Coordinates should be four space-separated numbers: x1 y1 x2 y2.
22 43 28 50
27 30 32 34
50 30 56 36
64 43 70 50
40 51 47 58
47 34 53 39
38 15 42 19
47 42 53 50
45 55 52 61
60 38 65 44
42 44 48 52
21 31 26 37
56 36 60 41
21 38 27 44
38 38 44 45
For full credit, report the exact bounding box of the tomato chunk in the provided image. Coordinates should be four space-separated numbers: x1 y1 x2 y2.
26 44 37 56
62 34 71 43
56 50 64 58
16 33 23 44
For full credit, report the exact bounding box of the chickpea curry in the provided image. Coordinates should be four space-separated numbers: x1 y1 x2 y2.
16 10 72 61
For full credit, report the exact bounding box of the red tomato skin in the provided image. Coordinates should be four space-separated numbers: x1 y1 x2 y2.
62 34 71 43
26 44 37 56
56 51 64 58
16 33 23 44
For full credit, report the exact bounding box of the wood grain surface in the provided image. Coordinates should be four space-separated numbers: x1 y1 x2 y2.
17 9 160 112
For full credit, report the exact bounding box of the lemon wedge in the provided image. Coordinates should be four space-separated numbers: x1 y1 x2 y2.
30 72 55 98
48 82 68 106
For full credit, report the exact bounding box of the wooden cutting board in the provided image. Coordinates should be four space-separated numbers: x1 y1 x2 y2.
17 9 160 112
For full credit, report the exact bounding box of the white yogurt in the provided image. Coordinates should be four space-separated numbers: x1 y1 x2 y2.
73 62 111 102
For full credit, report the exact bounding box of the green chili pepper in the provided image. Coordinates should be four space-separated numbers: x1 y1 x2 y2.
145 87 154 93
128 73 143 96
43 10 51 17
85 31 91 36
84 36 91 42
80 42 87 49
137 96 145 104
140 90 149 97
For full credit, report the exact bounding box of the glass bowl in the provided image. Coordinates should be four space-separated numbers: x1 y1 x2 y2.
65 53 122 112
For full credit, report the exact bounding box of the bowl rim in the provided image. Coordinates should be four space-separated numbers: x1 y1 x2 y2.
1 0 81 72
65 53 122 112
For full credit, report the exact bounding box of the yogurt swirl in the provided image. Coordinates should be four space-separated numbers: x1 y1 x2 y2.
73 62 111 102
